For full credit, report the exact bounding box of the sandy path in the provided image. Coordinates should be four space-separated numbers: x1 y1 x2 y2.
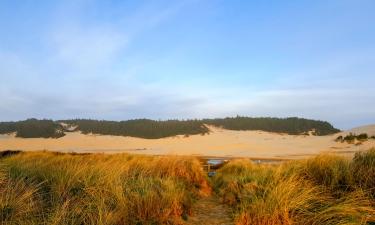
0 126 374 159
185 195 234 225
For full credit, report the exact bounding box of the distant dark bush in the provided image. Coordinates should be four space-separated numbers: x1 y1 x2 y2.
339 133 370 143
0 150 22 158
357 133 368 141
343 133 356 143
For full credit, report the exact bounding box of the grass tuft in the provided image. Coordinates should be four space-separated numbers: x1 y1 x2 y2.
0 151 208 224
213 151 375 225
1 150 374 224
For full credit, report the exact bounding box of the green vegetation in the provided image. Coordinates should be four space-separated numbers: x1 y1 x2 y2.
336 133 371 144
0 119 65 138
0 117 339 139
0 151 210 224
212 149 375 225
203 116 340 135
59 119 209 139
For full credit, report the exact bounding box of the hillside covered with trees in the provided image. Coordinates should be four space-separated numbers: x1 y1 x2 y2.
203 117 339 135
0 117 340 139
59 119 209 139
0 119 65 138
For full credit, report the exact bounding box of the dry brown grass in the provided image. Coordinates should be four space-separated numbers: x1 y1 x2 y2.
1 149 375 224
212 150 375 225
0 151 209 225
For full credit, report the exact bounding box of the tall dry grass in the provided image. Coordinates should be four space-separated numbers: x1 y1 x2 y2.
1 149 374 225
351 148 375 198
212 149 375 225
0 151 209 225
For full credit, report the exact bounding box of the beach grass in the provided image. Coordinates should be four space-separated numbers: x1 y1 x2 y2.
212 148 375 225
1 149 374 224
0 151 209 225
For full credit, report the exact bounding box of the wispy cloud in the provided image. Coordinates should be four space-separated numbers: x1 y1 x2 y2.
0 0 374 129
49 24 127 72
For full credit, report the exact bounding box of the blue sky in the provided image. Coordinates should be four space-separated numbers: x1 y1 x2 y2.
0 0 374 129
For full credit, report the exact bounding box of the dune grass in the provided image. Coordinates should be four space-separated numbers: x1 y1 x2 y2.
1 150 374 224
0 151 210 225
212 149 375 225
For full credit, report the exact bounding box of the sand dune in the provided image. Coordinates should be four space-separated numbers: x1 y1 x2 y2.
0 125 374 159
343 124 375 136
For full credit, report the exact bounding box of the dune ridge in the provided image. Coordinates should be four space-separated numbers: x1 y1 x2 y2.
1 125 374 159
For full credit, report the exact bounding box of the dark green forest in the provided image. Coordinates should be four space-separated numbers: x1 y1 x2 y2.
0 119 65 138
203 117 340 135
59 119 209 139
0 117 340 139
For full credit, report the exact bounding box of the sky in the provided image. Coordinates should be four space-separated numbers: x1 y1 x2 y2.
0 0 374 129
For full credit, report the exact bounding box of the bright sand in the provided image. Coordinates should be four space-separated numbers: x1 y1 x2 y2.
1 125 374 159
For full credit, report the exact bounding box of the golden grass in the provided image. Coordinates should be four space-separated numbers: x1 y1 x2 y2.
0 151 209 225
212 149 375 225
1 149 375 224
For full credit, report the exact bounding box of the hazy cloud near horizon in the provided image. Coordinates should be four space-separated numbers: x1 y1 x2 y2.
1 0 374 130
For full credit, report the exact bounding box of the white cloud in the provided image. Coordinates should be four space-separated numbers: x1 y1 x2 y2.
49 24 127 71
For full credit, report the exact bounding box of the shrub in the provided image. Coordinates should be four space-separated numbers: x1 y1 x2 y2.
357 133 368 141
343 133 356 143
0 150 22 159
335 135 343 142
340 133 370 144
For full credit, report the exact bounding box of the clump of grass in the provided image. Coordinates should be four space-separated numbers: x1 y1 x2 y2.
351 148 375 198
2 150 374 224
300 154 353 195
213 152 375 225
0 171 41 224
0 151 208 224
212 159 274 206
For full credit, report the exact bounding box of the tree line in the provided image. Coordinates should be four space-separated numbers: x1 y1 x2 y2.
0 119 65 138
59 119 209 139
0 117 340 139
203 116 340 135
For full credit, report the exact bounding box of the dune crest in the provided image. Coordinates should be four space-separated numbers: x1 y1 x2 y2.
1 125 374 159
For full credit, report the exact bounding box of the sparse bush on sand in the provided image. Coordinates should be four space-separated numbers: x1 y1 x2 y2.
336 133 371 144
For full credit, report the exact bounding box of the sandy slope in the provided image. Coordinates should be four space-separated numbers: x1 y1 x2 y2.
344 124 375 136
0 125 374 159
